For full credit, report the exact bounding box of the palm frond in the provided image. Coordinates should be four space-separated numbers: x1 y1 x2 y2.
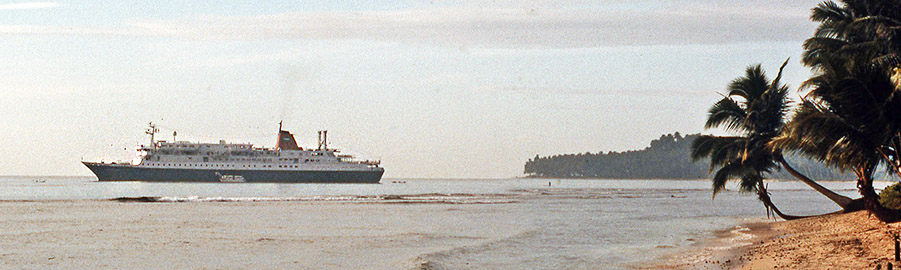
811 1 851 24
739 173 762 193
705 97 747 131
769 58 790 88
728 65 769 100
853 16 901 30
691 135 746 166
709 138 748 169
712 161 748 198
772 100 876 172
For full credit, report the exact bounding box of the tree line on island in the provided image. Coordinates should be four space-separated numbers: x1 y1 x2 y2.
531 0 901 222
524 132 855 180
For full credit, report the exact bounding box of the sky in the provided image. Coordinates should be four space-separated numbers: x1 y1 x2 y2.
1 0 824 178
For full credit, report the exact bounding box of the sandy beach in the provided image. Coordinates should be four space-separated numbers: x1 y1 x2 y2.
670 211 901 269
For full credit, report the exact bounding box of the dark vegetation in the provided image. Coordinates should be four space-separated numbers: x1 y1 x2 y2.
880 183 901 210
529 0 901 222
524 132 853 180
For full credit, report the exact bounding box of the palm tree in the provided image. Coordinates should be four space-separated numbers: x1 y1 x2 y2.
773 0 901 221
806 0 901 73
771 96 897 220
691 60 811 219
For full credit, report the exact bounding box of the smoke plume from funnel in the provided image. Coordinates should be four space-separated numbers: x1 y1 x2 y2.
278 64 305 122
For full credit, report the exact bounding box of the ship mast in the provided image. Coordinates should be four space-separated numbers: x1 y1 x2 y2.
277 121 283 150
318 130 328 150
145 122 159 149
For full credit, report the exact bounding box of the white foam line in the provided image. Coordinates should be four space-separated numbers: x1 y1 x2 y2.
147 195 518 204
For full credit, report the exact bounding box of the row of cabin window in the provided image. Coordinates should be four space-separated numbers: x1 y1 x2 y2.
151 163 277 168
153 157 321 163
156 163 318 168
147 163 343 169
153 152 320 161
210 157 274 162
162 145 249 148
149 162 323 168
155 156 277 162
167 145 250 148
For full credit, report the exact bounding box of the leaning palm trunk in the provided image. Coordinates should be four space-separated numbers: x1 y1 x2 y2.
757 181 848 220
755 181 829 220
774 154 864 212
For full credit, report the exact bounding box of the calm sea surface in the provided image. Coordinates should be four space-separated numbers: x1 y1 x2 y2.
0 176 886 269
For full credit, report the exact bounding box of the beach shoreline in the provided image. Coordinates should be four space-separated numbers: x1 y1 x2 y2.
647 218 768 269
660 211 901 269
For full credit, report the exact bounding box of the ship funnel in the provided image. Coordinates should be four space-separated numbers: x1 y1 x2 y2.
277 130 301 150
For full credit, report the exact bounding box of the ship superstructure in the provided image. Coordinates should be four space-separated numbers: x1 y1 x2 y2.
82 123 383 183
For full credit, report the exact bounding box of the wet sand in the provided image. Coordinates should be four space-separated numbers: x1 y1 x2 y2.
667 211 901 269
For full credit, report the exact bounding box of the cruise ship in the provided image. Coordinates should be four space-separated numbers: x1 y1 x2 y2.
82 123 384 183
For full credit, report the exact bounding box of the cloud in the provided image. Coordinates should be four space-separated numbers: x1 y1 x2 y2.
0 3 816 48
0 2 60 10
0 24 119 35
478 85 708 96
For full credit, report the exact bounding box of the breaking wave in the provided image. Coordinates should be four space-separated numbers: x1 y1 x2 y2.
663 224 759 268
409 229 541 270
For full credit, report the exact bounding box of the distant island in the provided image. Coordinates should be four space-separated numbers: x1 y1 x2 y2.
524 132 855 180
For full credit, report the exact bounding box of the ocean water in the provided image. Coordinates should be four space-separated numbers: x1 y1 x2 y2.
0 176 884 269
